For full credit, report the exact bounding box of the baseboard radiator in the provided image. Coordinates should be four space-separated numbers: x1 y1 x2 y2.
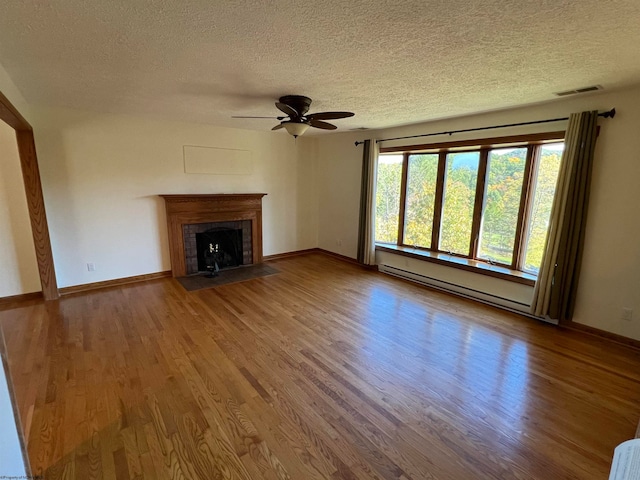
378 264 557 325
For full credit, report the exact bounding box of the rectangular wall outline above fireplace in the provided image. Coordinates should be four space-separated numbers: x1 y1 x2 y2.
160 194 267 277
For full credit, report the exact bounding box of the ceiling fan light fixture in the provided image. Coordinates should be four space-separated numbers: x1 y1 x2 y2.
282 121 310 138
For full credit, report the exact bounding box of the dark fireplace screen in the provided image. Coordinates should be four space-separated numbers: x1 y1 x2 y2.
196 227 243 272
183 220 252 275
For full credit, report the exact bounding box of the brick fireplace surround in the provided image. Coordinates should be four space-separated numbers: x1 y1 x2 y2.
160 194 266 277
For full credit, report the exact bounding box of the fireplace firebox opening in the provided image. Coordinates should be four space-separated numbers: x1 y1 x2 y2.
196 227 242 273
183 220 252 275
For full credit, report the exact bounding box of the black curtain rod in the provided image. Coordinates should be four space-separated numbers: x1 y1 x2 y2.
354 108 616 147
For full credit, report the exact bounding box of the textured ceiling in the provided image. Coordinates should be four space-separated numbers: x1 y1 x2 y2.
1 0 639 133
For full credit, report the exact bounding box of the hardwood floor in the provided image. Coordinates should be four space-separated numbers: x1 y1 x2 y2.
1 252 639 479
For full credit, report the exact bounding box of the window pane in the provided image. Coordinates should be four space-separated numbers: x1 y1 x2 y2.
439 152 480 255
403 154 439 248
375 154 403 243
523 143 564 273
477 148 527 265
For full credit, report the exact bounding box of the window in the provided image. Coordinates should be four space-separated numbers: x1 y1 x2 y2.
375 154 403 244
404 154 438 248
477 147 527 265
439 152 480 255
375 132 564 277
522 143 564 274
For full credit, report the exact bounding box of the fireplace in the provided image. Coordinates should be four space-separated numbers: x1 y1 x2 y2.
160 194 266 277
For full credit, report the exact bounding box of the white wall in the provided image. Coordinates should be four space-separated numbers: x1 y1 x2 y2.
376 251 534 312
31 106 318 288
316 131 363 257
297 136 320 249
0 352 27 477
0 122 40 297
315 85 640 341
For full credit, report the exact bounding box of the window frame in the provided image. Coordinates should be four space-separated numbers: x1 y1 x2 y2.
376 131 566 276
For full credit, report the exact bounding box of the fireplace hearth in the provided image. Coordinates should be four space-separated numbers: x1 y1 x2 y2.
160 194 266 277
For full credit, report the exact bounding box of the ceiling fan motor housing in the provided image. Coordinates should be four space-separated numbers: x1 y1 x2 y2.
279 95 312 117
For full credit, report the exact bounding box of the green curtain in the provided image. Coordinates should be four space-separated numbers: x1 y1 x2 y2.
531 111 598 321
357 139 378 265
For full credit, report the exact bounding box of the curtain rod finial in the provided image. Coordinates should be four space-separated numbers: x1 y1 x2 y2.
605 108 616 118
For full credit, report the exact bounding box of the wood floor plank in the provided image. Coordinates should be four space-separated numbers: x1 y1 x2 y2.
1 252 639 479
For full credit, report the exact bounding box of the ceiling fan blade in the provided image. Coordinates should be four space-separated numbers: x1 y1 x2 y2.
272 124 284 131
306 111 355 121
232 115 281 119
231 115 288 120
309 119 337 130
275 102 299 117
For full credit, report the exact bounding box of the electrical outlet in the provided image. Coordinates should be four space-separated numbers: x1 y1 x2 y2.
621 307 633 321
87 262 96 272
336 239 342 246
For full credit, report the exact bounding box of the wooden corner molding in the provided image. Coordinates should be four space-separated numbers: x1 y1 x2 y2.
0 90 59 300
0 291 43 310
560 321 640 351
0 90 29 130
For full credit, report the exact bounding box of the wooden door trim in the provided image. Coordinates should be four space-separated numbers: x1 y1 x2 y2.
0 90 59 300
